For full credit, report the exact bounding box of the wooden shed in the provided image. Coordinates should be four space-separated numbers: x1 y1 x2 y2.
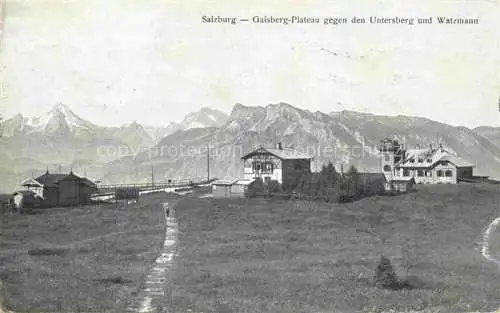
387 177 415 193
212 179 255 198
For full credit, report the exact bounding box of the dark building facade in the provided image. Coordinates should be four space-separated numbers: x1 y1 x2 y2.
20 171 97 207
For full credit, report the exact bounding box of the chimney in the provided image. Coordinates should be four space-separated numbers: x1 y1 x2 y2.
429 143 434 152
439 143 443 151
277 142 282 150
416 144 420 150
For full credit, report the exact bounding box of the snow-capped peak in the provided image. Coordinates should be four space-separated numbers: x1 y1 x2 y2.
26 103 96 133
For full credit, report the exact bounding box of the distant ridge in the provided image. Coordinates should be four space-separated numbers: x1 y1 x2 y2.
98 102 500 185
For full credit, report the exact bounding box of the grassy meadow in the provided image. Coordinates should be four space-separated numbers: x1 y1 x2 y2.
0 192 180 313
169 184 500 313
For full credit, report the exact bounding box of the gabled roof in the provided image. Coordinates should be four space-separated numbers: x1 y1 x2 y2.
20 178 44 187
31 173 68 187
80 177 97 187
212 179 239 185
398 148 474 169
27 171 96 187
234 178 256 185
398 148 445 168
241 147 313 160
446 155 475 168
212 178 256 186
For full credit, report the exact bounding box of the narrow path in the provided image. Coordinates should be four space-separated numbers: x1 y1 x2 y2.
477 217 500 313
127 202 178 313
481 217 500 268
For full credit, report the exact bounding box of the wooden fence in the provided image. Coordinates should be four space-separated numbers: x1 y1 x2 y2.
458 177 499 184
96 177 216 194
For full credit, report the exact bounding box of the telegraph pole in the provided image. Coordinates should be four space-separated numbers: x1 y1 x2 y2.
151 166 154 187
207 143 210 182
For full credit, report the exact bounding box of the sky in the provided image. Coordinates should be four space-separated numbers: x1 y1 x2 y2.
1 0 500 128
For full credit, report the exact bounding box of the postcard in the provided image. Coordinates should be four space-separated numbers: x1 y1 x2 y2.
1 1 500 312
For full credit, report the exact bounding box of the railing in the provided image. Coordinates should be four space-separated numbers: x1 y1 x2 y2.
458 177 498 184
96 177 217 194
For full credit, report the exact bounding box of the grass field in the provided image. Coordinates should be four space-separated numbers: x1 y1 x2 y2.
169 184 500 313
0 192 180 313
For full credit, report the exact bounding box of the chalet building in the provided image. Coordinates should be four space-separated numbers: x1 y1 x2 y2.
241 143 313 189
20 171 98 207
378 138 474 184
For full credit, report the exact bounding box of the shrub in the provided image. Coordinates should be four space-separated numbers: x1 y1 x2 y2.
246 178 286 198
247 177 265 197
373 255 398 289
267 162 385 203
267 180 282 193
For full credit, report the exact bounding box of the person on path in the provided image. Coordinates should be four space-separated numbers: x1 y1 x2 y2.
163 202 169 218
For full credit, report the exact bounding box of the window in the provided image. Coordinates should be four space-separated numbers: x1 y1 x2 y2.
262 162 274 173
403 169 410 177
437 170 443 177
442 161 449 166
425 170 432 177
384 154 391 161
427 159 432 163
417 170 424 177
383 165 391 172
445 170 453 177
410 159 415 163
418 158 423 163
252 161 262 171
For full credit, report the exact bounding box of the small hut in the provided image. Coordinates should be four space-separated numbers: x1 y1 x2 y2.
212 179 255 198
387 177 415 193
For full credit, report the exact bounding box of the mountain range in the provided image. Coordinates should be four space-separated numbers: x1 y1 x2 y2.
1 102 499 192
0 103 228 191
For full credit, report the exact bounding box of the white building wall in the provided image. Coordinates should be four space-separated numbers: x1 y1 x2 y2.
243 167 283 183
23 186 44 199
396 164 457 184
243 156 283 183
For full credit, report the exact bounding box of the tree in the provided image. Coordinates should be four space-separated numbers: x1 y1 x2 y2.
248 177 265 197
345 165 360 195
316 162 341 202
266 180 282 194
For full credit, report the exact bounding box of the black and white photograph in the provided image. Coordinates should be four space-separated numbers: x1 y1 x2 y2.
1 1 500 312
